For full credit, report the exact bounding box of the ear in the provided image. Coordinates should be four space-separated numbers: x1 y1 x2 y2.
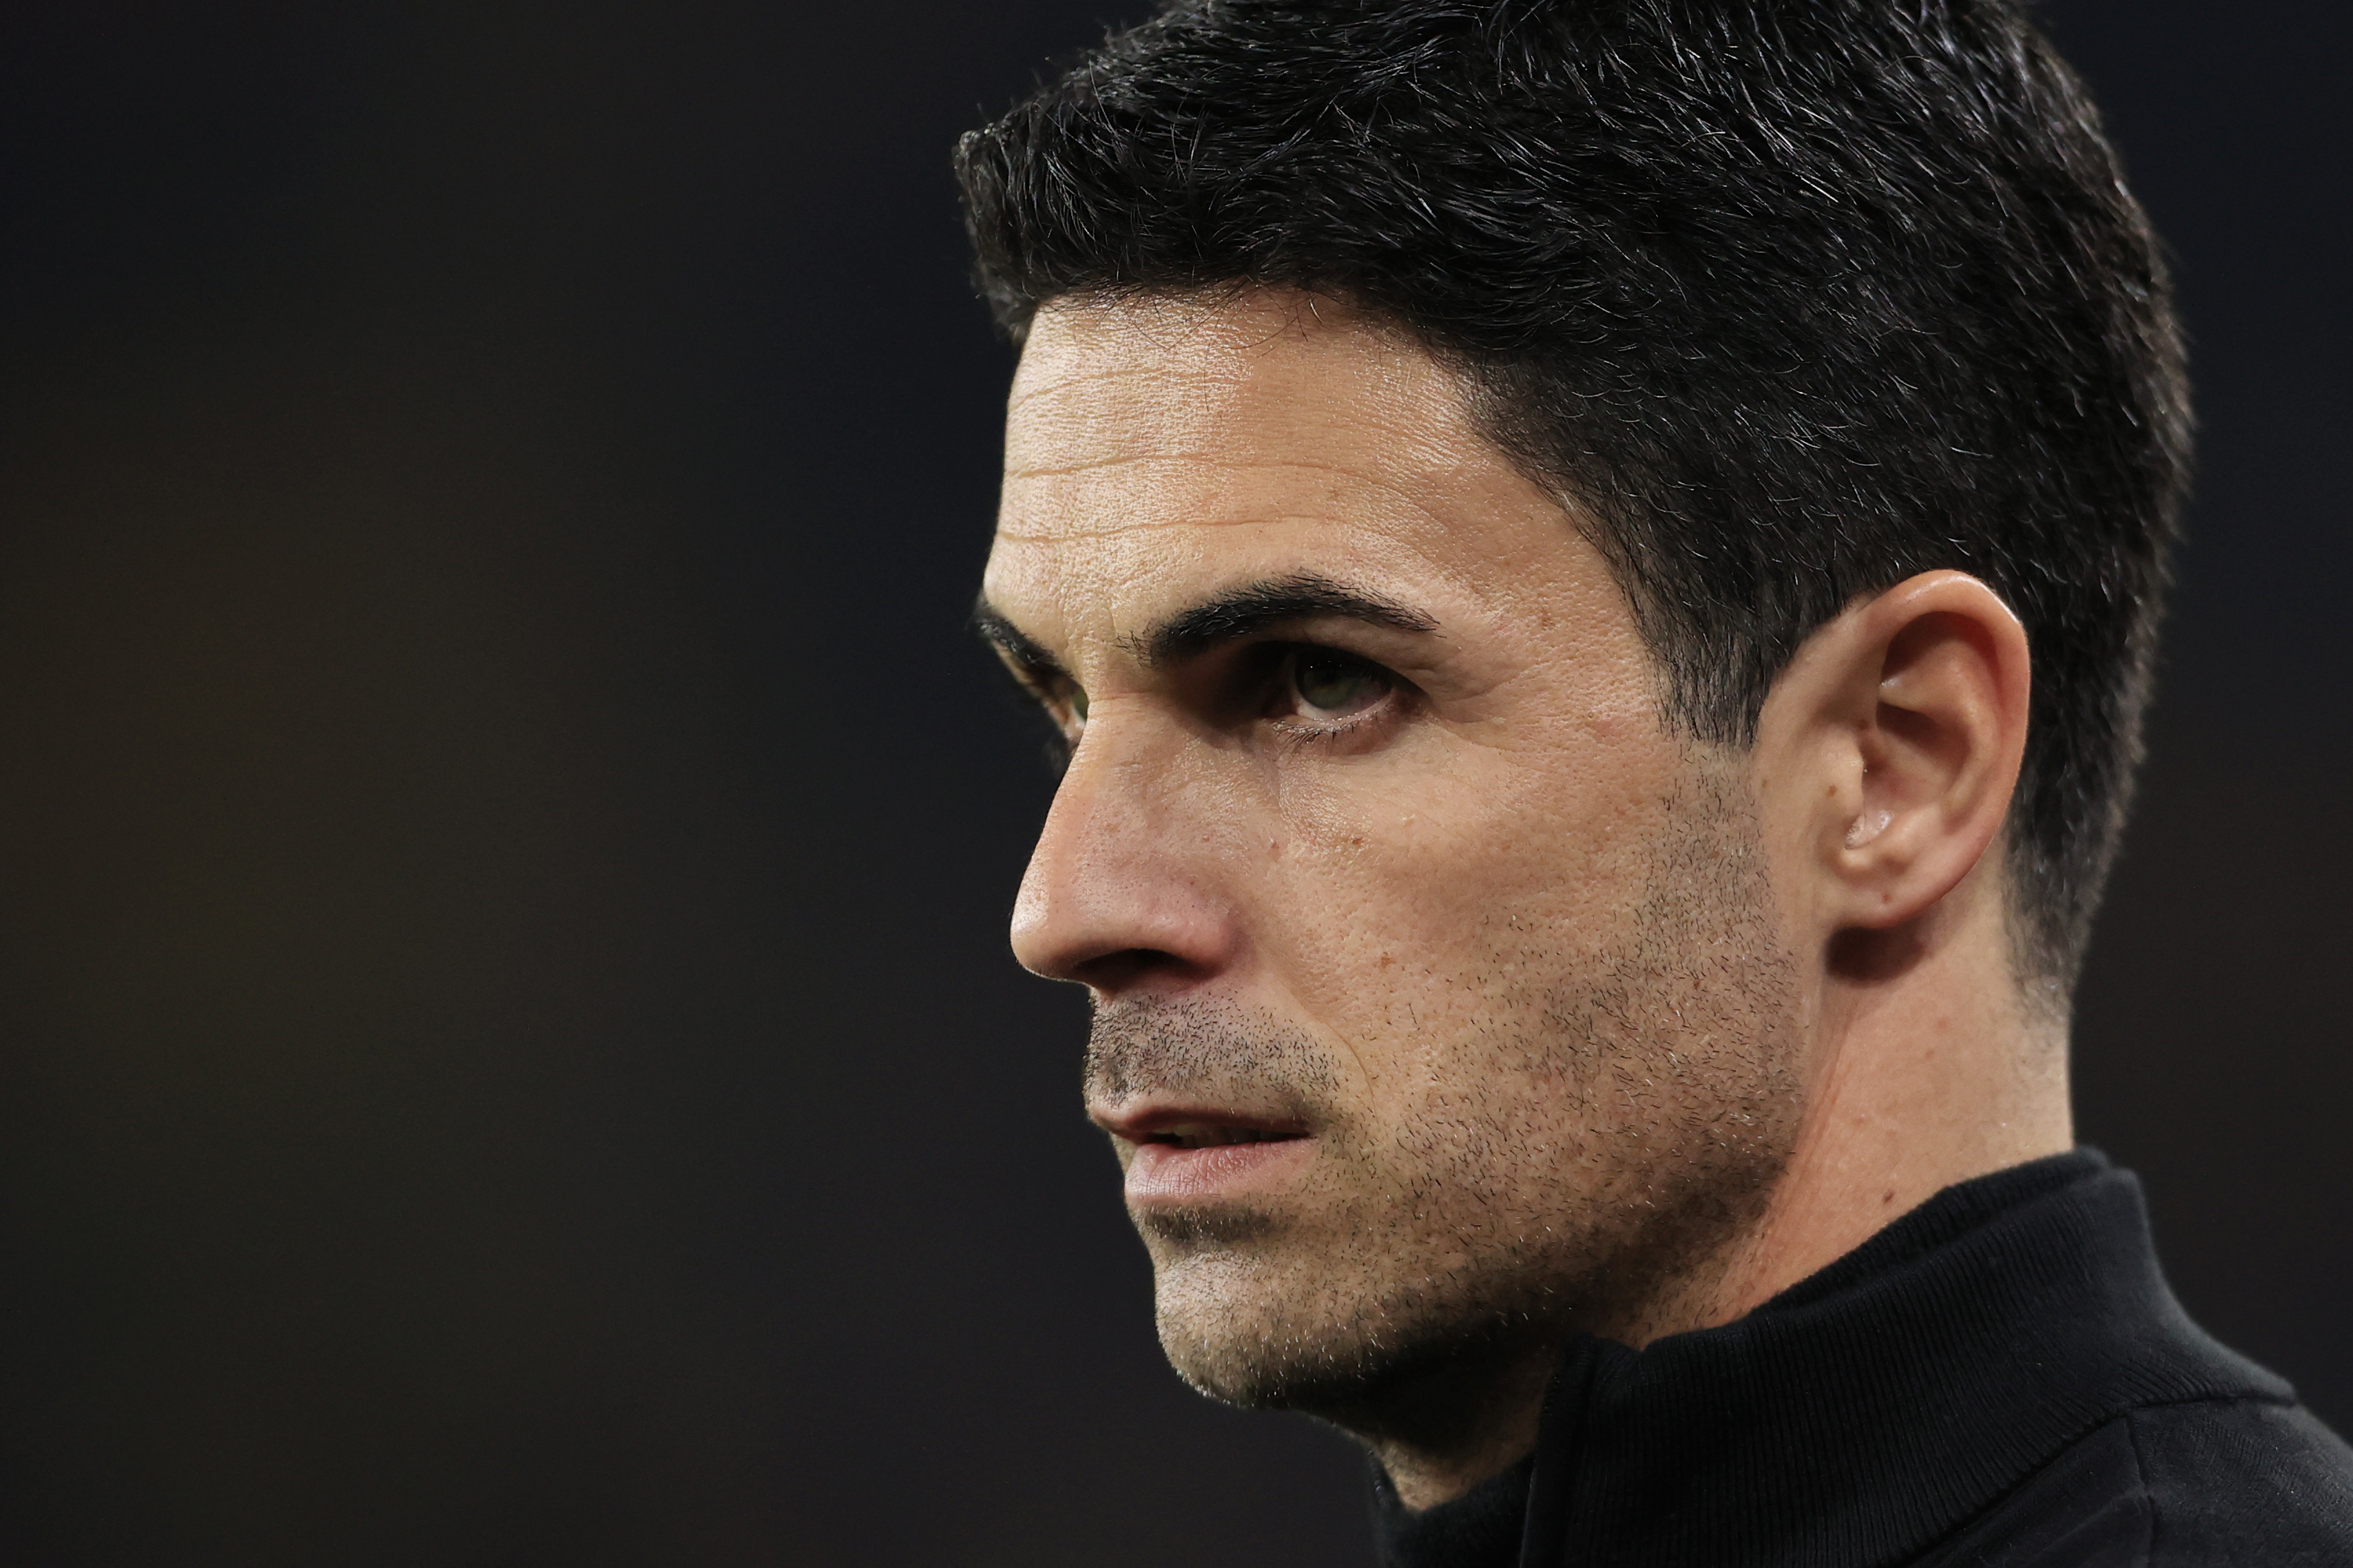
1755 570 2031 939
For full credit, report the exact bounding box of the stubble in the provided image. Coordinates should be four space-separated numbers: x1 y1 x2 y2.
1084 756 1805 1421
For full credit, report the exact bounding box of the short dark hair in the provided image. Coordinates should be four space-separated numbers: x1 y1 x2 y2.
955 0 2188 992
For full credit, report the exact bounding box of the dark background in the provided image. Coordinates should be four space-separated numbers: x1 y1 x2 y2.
0 2 2342 1562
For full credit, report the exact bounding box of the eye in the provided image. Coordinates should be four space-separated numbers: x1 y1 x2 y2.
1283 648 1391 721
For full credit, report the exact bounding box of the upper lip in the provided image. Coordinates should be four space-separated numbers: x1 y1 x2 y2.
1090 1102 1311 1146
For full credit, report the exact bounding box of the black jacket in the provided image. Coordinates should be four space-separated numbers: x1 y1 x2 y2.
1374 1151 2353 1566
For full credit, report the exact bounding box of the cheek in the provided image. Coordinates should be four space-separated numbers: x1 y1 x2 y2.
1241 731 1675 1067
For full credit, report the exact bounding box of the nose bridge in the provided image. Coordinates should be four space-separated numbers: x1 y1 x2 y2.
1011 702 1236 985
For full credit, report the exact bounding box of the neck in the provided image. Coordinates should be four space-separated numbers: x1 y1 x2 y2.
1701 873 2073 1327
1345 1334 1562 1510
1362 876 2073 1513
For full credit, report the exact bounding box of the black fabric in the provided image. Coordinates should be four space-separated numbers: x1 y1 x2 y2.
1371 1456 1531 1568
1373 1150 2353 1567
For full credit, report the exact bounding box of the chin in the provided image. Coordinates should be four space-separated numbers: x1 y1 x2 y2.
1150 1243 1358 1408
1148 1243 1554 1417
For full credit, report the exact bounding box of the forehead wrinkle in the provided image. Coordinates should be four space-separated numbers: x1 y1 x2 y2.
1006 358 1258 413
1008 347 1464 441
1026 289 1360 357
995 511 1361 545
1006 395 1458 462
1004 451 1450 486
997 459 1489 550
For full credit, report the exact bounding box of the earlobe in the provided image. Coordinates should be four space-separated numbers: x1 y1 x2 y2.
1762 572 2031 937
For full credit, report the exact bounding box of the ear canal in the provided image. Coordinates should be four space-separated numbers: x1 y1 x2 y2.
1843 809 1894 850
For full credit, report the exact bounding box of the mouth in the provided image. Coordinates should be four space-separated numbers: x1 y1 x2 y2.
1108 1112 1314 1205
1143 1122 1299 1150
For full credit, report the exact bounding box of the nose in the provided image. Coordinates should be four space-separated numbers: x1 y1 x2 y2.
1009 712 1241 996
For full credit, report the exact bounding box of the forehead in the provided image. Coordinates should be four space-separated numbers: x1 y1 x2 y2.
986 293 1588 648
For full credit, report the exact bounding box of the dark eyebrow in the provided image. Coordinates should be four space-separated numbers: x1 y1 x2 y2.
1134 572 1438 669
969 571 1439 689
971 599 1067 684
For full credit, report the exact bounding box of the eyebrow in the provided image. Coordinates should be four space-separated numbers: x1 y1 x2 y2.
1131 573 1439 668
971 572 1439 684
971 602 1068 684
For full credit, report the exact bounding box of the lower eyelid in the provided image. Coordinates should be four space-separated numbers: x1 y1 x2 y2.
1273 693 1399 742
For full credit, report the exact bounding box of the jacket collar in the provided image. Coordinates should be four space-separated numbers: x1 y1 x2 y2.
1517 1150 2285 1567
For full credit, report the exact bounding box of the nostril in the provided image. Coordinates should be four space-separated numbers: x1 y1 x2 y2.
1069 945 1201 994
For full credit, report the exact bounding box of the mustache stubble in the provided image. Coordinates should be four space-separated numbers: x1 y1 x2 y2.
1081 993 1343 1111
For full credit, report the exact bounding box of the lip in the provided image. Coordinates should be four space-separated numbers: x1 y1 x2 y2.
1124 1135 1313 1202
1095 1105 1316 1205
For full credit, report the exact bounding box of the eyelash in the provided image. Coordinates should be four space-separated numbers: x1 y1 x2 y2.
1018 642 1411 760
1271 713 1378 757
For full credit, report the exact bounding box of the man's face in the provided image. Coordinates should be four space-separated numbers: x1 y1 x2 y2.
982 293 1804 1412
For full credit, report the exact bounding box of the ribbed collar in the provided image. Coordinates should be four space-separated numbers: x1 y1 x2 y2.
1503 1149 2287 1567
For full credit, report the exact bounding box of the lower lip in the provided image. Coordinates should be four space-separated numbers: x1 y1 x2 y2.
1125 1137 1314 1204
